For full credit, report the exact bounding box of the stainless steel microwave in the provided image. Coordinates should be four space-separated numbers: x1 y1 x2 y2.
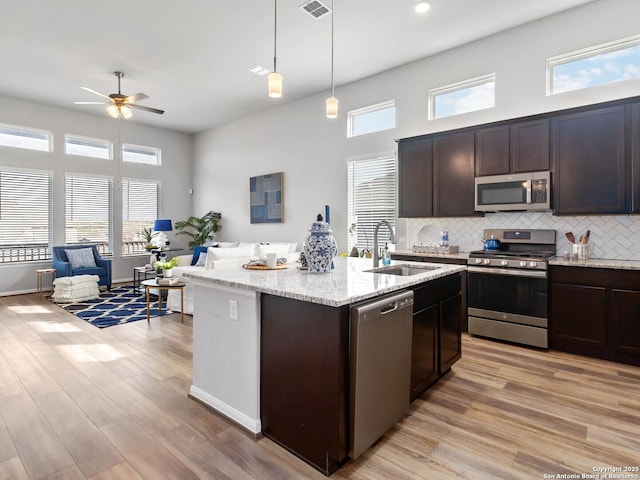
475 171 551 212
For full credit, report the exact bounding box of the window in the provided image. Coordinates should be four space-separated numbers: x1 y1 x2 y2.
65 134 112 159
429 74 496 120
548 36 640 95
0 168 52 263
122 143 161 165
347 101 396 138
0 123 52 152
65 174 112 254
347 154 396 252
122 178 159 255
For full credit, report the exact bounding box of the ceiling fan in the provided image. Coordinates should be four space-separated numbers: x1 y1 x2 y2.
74 71 164 119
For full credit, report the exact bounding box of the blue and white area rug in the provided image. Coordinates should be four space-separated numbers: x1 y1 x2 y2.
58 286 171 328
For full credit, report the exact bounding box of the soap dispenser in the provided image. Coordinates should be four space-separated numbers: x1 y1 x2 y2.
382 243 391 266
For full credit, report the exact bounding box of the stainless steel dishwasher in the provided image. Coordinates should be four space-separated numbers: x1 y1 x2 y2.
349 290 414 459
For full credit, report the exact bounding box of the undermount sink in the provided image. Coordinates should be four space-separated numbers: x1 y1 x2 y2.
365 264 441 276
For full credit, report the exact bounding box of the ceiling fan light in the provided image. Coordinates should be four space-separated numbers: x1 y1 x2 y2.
325 96 339 119
268 72 283 98
415 1 430 13
106 104 120 118
120 105 133 119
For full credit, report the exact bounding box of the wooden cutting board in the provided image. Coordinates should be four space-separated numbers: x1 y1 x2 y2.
242 263 289 270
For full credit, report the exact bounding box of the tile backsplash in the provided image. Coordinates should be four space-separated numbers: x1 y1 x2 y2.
403 212 640 260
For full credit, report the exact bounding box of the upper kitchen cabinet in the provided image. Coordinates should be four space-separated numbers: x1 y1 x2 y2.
475 119 550 176
433 131 477 217
398 137 433 217
631 103 640 213
552 105 627 215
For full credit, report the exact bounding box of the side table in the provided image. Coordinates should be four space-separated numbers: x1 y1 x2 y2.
36 268 56 299
141 279 186 323
133 266 157 294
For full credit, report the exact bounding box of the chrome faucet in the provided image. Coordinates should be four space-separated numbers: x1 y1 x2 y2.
373 220 395 267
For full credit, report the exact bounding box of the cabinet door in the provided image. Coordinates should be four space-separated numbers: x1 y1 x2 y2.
549 283 607 357
552 106 627 215
511 118 550 173
439 293 462 373
398 138 433 217
433 131 476 216
610 289 640 364
631 104 640 213
410 304 438 402
475 125 509 176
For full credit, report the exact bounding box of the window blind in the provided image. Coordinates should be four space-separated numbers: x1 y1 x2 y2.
347 156 397 252
122 178 159 254
0 168 52 263
65 174 112 254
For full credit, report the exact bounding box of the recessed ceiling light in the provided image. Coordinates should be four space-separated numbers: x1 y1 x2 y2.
415 1 431 13
248 65 271 76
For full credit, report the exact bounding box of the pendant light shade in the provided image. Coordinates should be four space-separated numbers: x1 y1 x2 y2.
325 0 338 118
268 72 283 98
268 0 283 98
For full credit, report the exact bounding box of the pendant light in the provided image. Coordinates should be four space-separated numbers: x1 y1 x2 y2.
325 0 338 118
267 0 283 98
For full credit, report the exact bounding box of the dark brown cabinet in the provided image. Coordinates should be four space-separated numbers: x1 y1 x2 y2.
552 106 627 215
549 266 640 367
409 274 462 401
475 120 550 176
433 131 476 217
631 103 640 213
398 137 432 217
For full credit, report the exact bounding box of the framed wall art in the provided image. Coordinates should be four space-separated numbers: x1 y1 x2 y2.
250 172 283 223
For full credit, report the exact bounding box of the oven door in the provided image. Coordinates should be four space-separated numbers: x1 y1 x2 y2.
467 266 548 325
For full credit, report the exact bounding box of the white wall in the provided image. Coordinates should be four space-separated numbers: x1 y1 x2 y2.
0 96 194 295
193 0 640 254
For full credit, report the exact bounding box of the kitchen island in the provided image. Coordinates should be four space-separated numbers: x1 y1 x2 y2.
184 257 465 475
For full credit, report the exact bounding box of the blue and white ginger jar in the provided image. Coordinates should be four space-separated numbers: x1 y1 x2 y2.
303 214 337 273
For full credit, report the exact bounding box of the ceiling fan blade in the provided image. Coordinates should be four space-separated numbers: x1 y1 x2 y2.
129 104 165 115
73 101 107 105
80 86 110 99
126 93 148 103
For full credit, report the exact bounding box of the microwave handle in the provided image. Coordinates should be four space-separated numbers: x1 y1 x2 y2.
526 179 532 204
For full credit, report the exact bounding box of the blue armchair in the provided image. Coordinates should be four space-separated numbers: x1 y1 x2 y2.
52 244 112 290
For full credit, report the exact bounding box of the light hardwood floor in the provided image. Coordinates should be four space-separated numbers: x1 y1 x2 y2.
0 291 639 480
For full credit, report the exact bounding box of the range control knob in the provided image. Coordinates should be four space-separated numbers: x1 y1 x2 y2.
529 261 537 268
519 261 527 267
483 259 491 265
500 260 508 266
475 258 483 264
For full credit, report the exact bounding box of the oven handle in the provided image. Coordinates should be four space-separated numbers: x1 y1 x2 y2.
467 266 547 279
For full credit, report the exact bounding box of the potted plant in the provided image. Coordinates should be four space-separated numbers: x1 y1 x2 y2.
154 256 178 277
175 211 222 248
141 227 158 251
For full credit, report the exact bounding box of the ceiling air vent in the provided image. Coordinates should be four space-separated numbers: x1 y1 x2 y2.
299 0 331 19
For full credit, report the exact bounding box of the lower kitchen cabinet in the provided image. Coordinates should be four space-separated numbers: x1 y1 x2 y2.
549 266 640 367
410 274 462 402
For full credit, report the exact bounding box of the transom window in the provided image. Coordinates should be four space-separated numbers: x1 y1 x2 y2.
0 123 52 152
548 35 640 95
429 74 496 120
347 154 396 253
122 178 159 255
122 143 161 165
65 134 112 159
0 168 52 263
347 101 396 138
65 174 113 255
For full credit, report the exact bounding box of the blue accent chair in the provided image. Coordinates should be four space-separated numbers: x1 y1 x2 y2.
52 244 112 290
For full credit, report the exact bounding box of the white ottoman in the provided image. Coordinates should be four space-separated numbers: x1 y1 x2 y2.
52 275 100 303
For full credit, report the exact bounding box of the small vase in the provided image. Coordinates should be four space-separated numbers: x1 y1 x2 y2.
303 214 337 273
163 268 173 278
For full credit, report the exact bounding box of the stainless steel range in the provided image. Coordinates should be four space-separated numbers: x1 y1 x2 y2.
467 229 556 349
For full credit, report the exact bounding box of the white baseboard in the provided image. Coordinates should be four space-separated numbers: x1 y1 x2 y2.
189 385 261 434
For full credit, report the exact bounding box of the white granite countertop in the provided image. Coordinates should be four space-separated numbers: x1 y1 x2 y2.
549 258 640 270
184 256 465 307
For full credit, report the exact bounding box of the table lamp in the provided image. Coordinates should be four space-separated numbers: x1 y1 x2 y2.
153 219 173 248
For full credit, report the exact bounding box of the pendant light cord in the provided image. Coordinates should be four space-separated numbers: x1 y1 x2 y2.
330 0 335 97
273 0 278 73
